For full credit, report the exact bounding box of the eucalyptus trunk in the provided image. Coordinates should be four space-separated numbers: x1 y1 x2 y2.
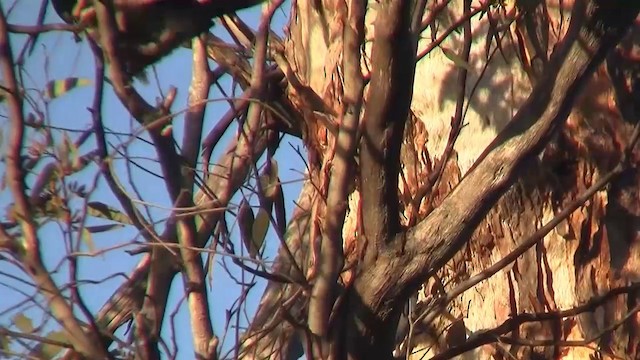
241 1 640 359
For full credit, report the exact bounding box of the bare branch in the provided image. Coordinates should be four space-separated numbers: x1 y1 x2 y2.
416 1 489 62
417 0 473 208
0 327 74 349
0 5 109 358
7 22 78 34
346 0 417 357
87 38 158 244
80 15 286 353
239 181 317 358
182 36 211 181
92 3 187 356
177 36 217 360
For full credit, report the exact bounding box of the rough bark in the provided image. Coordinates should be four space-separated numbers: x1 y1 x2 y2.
402 3 640 360
243 1 640 359
46 1 640 359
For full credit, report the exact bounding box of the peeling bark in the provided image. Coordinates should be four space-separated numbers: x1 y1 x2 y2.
245 1 640 359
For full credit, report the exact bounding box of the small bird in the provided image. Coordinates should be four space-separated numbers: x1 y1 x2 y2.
52 0 263 77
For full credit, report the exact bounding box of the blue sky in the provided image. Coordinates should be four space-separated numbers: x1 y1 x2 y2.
0 1 304 358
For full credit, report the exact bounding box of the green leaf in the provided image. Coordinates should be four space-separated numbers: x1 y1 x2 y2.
0 331 11 351
259 159 279 199
58 132 79 172
268 159 278 181
161 124 173 137
13 313 33 333
39 331 68 359
441 47 473 72
237 199 256 258
81 227 96 253
86 224 125 233
87 202 132 225
252 209 270 257
272 177 286 237
44 78 90 99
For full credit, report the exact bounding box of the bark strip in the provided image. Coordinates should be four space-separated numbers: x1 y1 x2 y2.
308 0 366 342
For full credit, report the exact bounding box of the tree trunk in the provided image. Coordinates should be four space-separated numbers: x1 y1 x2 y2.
404 3 640 359
242 1 640 359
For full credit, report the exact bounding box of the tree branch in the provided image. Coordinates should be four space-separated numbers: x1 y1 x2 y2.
73 26 281 359
418 116 640 333
348 0 417 357
359 0 416 260
239 180 318 359
352 0 640 340
307 0 366 341
87 38 158 245
0 5 109 358
402 0 639 294
430 284 640 360
176 36 217 360
92 4 182 356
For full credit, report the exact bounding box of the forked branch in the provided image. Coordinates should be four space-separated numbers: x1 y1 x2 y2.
349 1 640 357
